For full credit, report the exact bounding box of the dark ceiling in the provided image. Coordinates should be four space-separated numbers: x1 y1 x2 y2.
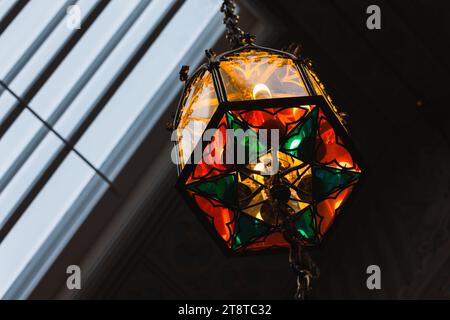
34 0 450 299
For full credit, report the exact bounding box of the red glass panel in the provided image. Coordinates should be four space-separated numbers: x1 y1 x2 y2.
189 119 233 183
315 185 354 238
191 192 235 246
242 231 289 251
316 111 360 171
233 106 309 136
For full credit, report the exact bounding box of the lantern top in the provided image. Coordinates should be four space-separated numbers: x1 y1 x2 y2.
173 44 314 168
214 44 309 102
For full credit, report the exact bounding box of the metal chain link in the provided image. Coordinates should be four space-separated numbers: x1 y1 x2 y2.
220 0 245 48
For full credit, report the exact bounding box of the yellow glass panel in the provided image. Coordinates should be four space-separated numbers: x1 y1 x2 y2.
219 49 309 101
288 197 310 213
238 151 312 226
242 202 280 225
238 172 269 208
283 162 312 203
176 69 219 168
242 202 266 221
176 120 207 167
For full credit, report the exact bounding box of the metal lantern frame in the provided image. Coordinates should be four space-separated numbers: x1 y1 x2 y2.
173 42 364 257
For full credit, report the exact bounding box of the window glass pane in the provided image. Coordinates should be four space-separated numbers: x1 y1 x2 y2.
0 105 42 189
0 124 62 230
0 0 67 80
6 0 99 93
53 0 176 138
74 0 223 171
28 0 145 119
0 0 146 190
0 152 101 298
0 0 224 299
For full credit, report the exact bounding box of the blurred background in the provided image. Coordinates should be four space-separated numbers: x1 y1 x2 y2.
0 0 449 299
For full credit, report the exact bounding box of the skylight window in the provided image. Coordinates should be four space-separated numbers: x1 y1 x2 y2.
0 0 223 299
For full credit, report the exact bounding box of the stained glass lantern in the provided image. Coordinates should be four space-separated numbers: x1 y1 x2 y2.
174 40 362 253
171 0 363 299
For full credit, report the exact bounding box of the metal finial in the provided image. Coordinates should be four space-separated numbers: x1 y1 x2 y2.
221 0 253 48
205 49 216 60
179 65 189 82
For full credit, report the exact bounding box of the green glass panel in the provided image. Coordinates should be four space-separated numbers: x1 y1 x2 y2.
294 207 316 240
281 107 318 162
232 213 271 249
226 112 266 162
187 174 236 205
226 112 245 131
313 166 360 198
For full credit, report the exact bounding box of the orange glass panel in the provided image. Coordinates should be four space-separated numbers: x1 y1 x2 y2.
219 49 309 101
316 111 360 171
177 69 219 168
315 185 354 238
191 192 235 246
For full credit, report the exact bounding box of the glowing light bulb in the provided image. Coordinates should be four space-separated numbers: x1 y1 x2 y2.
252 83 272 100
254 162 266 172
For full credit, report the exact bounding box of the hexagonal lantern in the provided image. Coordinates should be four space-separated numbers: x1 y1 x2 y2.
173 42 363 255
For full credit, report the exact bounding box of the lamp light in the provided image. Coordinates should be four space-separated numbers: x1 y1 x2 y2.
171 0 363 299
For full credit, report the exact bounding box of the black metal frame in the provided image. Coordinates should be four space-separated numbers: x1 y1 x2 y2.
175 93 365 257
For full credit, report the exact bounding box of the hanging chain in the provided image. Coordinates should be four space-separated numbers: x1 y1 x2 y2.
268 173 320 300
282 215 320 300
288 240 320 300
221 0 246 48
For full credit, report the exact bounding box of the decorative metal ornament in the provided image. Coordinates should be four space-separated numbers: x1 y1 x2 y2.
172 0 363 299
